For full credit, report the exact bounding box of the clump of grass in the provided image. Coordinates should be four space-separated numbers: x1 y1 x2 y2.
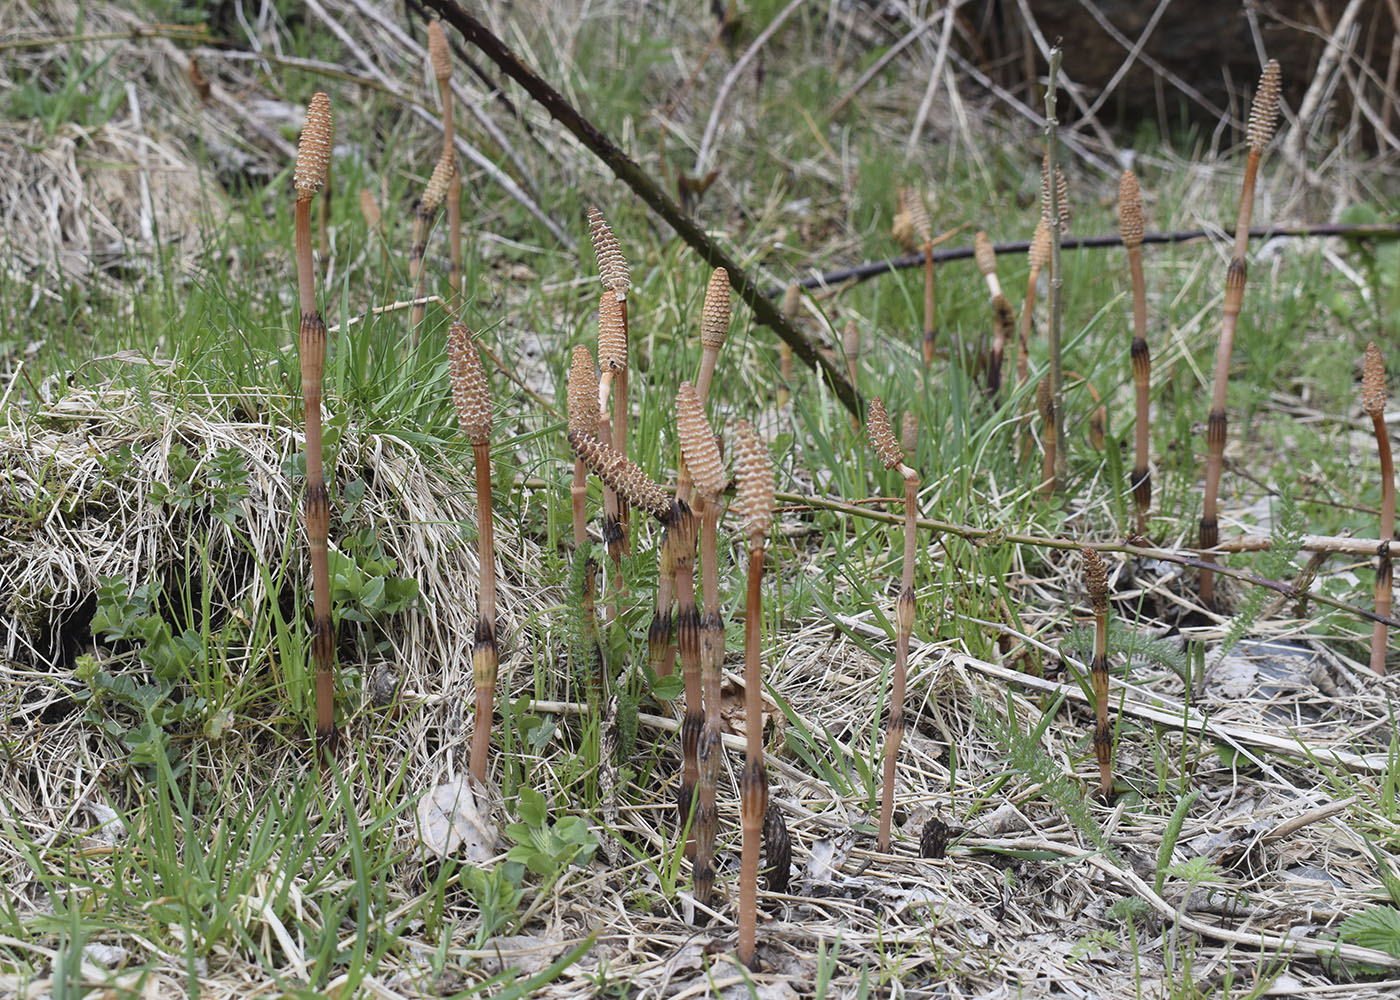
733 419 773 968
1118 169 1151 536
1199 59 1281 607
676 380 727 907
449 322 498 783
1082 547 1113 800
1363 341 1392 676
865 398 919 852
293 92 336 756
428 21 462 301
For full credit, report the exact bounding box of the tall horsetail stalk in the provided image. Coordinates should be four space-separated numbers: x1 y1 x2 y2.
294 93 336 754
409 148 454 334
449 323 498 782
1042 134 1071 490
1364 342 1393 676
1083 548 1113 800
976 229 1015 394
843 319 862 430
1037 378 1056 498
866 398 918 852
428 22 462 302
568 347 606 696
588 208 632 566
677 381 727 906
903 189 936 368
596 291 628 603
733 420 774 969
1199 59 1281 607
1119 170 1151 535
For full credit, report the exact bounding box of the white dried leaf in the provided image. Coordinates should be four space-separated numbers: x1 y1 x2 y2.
415 775 497 863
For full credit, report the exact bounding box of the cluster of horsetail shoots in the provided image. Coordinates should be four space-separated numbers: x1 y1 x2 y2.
1199 59 1281 607
734 419 773 969
428 22 462 302
1082 547 1113 799
293 93 337 755
588 208 632 571
1118 169 1151 535
865 398 918 852
1364 342 1392 676
902 188 937 367
449 323 498 782
568 347 605 692
677 381 727 905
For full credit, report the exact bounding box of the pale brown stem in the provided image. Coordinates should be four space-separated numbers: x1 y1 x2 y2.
1373 411 1394 676
877 473 917 852
572 457 604 697
738 544 767 969
437 76 462 303
613 299 631 557
1201 149 1263 606
317 169 331 274
469 439 498 782
1127 245 1151 535
297 197 336 755
1017 263 1040 392
920 244 936 368
671 502 702 856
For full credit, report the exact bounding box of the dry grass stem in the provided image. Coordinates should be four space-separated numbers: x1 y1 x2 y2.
1201 59 1282 606
1364 341 1392 676
1119 169 1151 535
293 92 336 756
448 323 498 781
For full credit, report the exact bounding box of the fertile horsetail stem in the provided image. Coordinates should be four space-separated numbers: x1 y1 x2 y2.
294 93 336 756
988 294 1015 397
589 208 632 566
1200 59 1281 606
1364 342 1393 676
865 398 918 852
677 381 727 907
449 323 498 782
1017 219 1051 392
842 319 861 390
1042 144 1070 490
974 231 1001 297
596 291 628 576
778 284 799 407
734 420 774 969
568 346 606 694
429 21 462 302
696 267 730 404
903 188 936 367
1119 170 1151 535
409 148 454 334
1083 547 1113 800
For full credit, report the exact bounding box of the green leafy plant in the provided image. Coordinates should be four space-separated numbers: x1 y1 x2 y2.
146 445 250 527
461 863 526 947
506 787 599 880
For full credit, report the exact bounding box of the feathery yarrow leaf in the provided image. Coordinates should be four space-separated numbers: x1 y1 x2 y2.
701 268 730 350
1118 170 1143 249
294 92 333 196
597 293 627 371
1247 59 1282 153
448 323 492 443
568 432 669 519
587 207 631 299
677 382 725 500
866 397 904 470
567 346 599 437
733 420 774 542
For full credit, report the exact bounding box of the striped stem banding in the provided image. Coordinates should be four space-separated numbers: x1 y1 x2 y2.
877 472 918 852
1200 60 1279 606
467 436 498 782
